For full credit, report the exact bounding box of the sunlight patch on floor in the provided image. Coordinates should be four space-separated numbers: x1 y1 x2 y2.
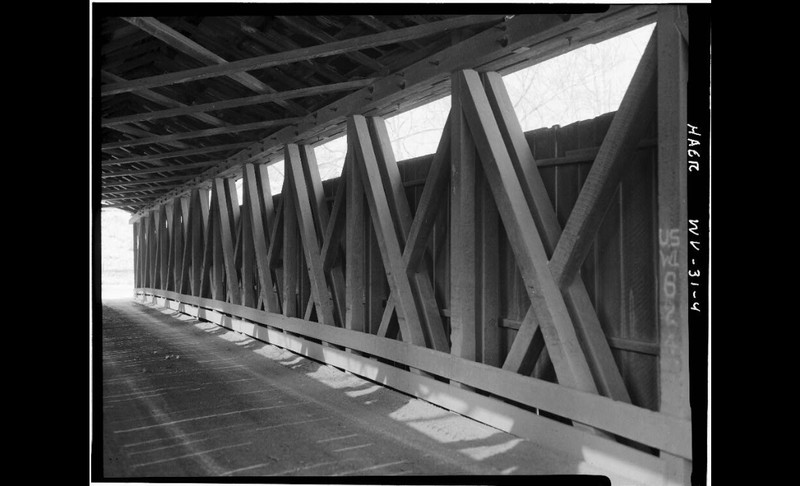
405 415 498 444
304 365 370 390
345 384 381 398
459 437 524 461
194 321 220 332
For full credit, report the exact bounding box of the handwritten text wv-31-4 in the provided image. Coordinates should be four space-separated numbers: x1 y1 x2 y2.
687 123 702 313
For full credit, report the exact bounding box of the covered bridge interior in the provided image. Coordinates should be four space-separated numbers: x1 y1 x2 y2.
94 5 707 485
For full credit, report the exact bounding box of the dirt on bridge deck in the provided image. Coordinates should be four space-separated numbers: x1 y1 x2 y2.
93 298 624 481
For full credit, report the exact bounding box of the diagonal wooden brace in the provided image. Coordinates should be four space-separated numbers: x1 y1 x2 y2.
548 32 658 291
481 67 639 402
349 115 428 347
243 163 281 313
285 144 337 326
457 68 597 393
366 116 450 352
297 145 347 327
213 177 242 304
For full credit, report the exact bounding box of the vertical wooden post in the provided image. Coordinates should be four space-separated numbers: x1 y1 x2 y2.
243 164 282 312
366 223 386 335
241 189 256 308
159 205 170 290
194 188 210 297
657 5 692 485
139 215 147 288
214 178 242 304
178 197 191 294
165 201 176 291
152 208 163 289
477 172 501 366
345 149 367 332
143 213 152 288
449 72 478 361
170 199 184 292
283 167 299 317
210 186 224 300
149 209 157 288
132 221 139 289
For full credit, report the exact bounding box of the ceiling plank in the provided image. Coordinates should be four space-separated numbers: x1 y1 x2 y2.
102 15 507 96
102 78 376 128
123 17 308 116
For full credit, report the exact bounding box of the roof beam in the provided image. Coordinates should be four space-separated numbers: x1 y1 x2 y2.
102 116 305 150
101 70 227 128
102 15 507 96
275 16 386 73
101 202 146 210
103 173 203 187
106 123 190 150
352 15 426 51
101 160 223 178
101 142 252 166
102 78 376 128
232 17 349 85
123 17 308 116
102 193 166 203
102 186 174 196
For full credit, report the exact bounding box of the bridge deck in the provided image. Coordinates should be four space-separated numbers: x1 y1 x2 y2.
97 298 630 480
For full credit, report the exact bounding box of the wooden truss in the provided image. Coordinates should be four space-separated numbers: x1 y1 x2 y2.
131 8 693 484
